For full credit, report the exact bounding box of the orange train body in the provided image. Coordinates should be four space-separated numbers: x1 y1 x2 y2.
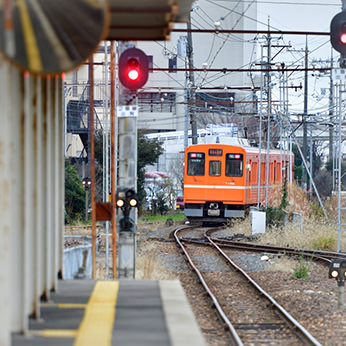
183 143 294 222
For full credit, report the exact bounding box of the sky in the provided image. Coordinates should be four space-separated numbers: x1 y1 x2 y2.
257 1 341 60
253 1 342 115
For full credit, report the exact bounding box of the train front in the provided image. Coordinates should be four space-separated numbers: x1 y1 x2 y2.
183 144 246 223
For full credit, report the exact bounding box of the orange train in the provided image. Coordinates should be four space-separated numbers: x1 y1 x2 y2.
184 141 294 223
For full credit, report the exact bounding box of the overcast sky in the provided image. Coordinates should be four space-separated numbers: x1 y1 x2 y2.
257 1 341 59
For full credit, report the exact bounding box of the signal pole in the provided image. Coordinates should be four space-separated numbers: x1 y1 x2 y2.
187 14 197 144
330 4 346 251
302 38 308 191
265 25 272 208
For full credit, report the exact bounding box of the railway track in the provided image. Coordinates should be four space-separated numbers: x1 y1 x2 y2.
174 225 323 346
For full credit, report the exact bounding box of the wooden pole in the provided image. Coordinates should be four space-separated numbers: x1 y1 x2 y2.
89 56 96 279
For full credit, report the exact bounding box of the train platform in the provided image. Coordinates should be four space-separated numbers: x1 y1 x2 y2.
12 279 207 346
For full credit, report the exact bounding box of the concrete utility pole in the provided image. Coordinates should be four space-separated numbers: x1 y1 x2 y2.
302 38 308 191
187 14 197 144
329 51 334 171
265 27 272 208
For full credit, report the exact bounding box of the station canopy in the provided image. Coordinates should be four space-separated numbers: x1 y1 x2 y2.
107 0 194 41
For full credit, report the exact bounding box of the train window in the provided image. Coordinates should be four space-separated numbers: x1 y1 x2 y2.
209 161 221 176
187 152 205 176
225 153 243 177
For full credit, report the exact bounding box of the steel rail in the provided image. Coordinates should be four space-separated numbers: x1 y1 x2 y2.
174 226 244 346
208 233 346 263
204 230 323 346
182 236 333 266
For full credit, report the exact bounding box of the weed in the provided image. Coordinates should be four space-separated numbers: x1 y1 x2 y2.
312 236 336 251
291 257 311 279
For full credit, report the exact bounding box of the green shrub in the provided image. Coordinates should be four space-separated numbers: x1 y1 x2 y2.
266 207 286 228
292 257 310 279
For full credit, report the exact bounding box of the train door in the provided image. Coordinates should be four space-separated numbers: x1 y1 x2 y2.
246 160 252 200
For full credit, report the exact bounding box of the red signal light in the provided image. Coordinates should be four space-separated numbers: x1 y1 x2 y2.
118 48 149 90
128 69 139 80
127 58 140 81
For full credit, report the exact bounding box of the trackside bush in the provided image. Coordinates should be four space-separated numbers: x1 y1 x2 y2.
266 207 286 228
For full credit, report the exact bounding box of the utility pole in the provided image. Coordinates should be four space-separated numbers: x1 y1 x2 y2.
302 37 308 191
265 25 272 208
329 51 334 175
187 14 197 144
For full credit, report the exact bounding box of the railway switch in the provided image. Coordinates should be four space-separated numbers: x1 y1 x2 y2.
118 48 149 90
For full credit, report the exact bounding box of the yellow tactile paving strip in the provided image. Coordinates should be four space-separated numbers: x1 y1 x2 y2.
74 281 119 346
29 281 119 346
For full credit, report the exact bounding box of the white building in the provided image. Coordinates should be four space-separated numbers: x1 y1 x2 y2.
64 0 259 157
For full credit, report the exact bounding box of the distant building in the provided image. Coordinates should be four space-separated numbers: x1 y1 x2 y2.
64 0 259 158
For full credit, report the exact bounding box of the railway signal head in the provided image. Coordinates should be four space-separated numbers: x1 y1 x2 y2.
118 48 149 90
331 11 346 56
116 188 138 232
116 189 138 210
329 258 346 286
82 177 91 190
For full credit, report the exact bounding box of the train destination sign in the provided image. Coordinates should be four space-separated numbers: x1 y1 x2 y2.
208 149 223 156
0 0 109 75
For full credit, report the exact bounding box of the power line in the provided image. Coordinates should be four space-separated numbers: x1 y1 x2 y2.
172 28 329 36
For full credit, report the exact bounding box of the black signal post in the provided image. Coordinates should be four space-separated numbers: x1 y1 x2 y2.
331 11 346 67
329 258 346 310
118 48 149 90
116 188 138 232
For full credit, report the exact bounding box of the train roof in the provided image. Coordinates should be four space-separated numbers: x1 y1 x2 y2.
186 139 293 156
188 136 251 147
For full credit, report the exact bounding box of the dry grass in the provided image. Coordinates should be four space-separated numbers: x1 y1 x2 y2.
136 242 177 280
233 183 346 252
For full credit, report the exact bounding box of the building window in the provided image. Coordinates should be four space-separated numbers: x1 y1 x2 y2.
147 55 153 72
168 56 177 73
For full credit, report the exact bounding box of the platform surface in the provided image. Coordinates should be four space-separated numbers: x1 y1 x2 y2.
12 279 207 346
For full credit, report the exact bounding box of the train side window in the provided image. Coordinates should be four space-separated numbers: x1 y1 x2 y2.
225 153 243 177
187 152 205 176
209 161 221 176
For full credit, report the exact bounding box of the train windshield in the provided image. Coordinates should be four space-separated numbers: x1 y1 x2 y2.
225 153 243 177
209 161 221 176
187 152 205 176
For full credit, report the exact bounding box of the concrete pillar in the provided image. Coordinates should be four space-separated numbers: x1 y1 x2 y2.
118 111 137 278
46 76 54 297
57 76 65 280
34 76 44 318
0 51 14 346
22 73 35 331
8 58 23 334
